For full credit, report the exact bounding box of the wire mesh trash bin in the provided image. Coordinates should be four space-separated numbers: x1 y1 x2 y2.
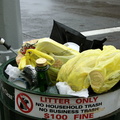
0 58 120 120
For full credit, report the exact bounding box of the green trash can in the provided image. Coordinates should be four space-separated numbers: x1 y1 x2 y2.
0 58 120 120
0 99 4 120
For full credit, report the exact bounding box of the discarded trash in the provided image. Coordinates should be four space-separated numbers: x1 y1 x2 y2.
57 45 120 94
5 64 22 81
4 42 120 97
64 42 80 51
50 20 86 46
50 20 107 52
89 45 120 93
11 78 29 89
2 20 119 97
33 58 51 92
16 38 79 85
56 82 89 98
5 64 29 88
22 65 37 88
46 85 59 94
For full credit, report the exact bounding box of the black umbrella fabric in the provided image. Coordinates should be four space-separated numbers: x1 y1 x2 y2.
50 20 107 52
80 38 107 52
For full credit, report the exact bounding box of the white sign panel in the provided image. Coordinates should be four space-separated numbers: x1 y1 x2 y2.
15 89 120 120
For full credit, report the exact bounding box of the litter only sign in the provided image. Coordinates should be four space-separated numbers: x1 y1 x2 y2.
15 89 120 120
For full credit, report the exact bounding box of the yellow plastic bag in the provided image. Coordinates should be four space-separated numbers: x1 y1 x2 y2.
18 49 55 70
57 45 120 93
57 48 102 91
88 45 120 93
17 38 80 84
18 38 79 70
48 54 76 84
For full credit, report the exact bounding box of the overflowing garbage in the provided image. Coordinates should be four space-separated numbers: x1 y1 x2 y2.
2 21 120 97
57 45 120 94
4 37 120 98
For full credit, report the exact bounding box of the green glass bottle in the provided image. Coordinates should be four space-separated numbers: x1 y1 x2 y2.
35 58 50 92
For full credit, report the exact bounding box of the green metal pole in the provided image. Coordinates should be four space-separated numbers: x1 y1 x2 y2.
0 0 23 63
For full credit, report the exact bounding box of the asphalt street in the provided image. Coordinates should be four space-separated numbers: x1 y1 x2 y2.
20 0 120 48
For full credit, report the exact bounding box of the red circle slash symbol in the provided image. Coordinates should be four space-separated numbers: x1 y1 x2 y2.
16 93 33 113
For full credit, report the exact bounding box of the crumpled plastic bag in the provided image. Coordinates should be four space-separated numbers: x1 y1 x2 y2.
57 48 102 91
16 38 79 84
57 45 120 94
56 82 89 98
88 45 120 93
5 64 22 81
18 49 55 70
48 53 75 84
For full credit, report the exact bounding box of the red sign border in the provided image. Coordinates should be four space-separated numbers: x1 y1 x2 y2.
16 93 33 113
